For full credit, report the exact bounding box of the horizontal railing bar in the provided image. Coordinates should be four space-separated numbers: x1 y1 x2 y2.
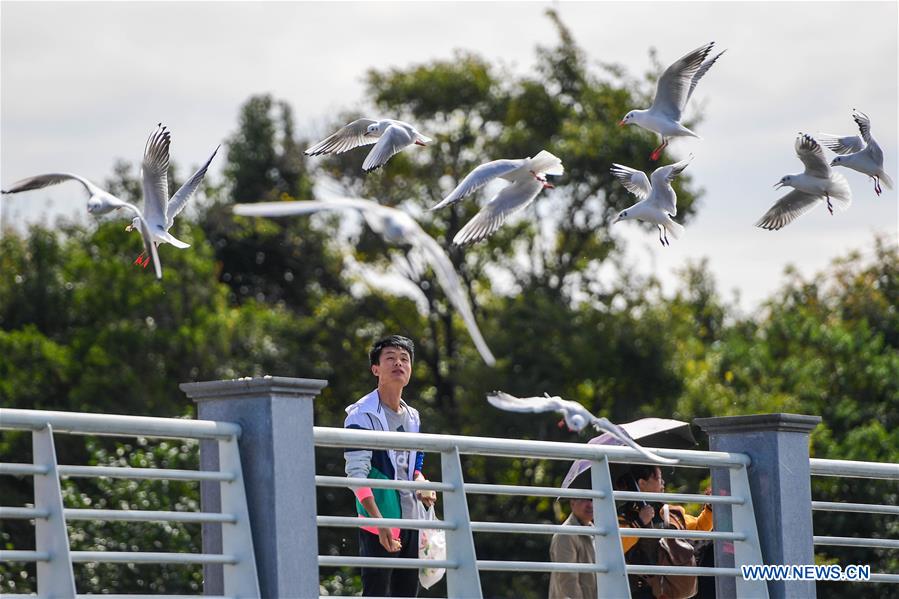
464 483 605 500
59 465 235 482
613 490 742 506
810 458 899 480
314 427 750 468
869 573 899 583
0 550 50 562
315 475 453 492
317 515 456 531
627 565 742 577
64 509 237 524
812 501 899 515
70 551 238 564
76 596 235 599
0 462 48 476
0 506 49 519
470 521 608 536
319 556 457 569
813 536 899 550
476 560 608 573
619 528 746 542
0 408 240 440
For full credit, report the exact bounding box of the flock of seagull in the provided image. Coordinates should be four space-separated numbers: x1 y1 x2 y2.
1 42 892 371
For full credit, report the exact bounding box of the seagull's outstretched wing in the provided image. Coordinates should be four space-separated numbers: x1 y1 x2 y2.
305 118 379 156
755 189 821 230
819 133 864 156
650 42 716 120
166 145 220 229
591 417 679 465
431 159 526 211
2 172 102 197
452 177 543 245
648 156 692 216
141 124 172 228
362 125 414 172
795 133 830 179
486 391 566 414
411 228 496 366
610 164 652 200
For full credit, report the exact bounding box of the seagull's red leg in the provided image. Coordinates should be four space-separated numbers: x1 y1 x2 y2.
134 252 146 266
650 139 667 161
875 178 882 196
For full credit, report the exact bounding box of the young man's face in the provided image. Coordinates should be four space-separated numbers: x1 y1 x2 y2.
637 467 665 493
371 346 412 387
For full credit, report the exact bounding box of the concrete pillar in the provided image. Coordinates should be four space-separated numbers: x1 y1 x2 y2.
695 413 821 599
181 376 328 598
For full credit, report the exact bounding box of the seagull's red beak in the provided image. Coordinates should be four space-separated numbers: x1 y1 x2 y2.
618 119 626 127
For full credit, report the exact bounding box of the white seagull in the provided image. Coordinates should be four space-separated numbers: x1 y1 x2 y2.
125 125 219 265
2 173 162 279
619 42 725 161
305 118 432 172
430 150 564 245
486 391 678 464
756 133 852 231
610 156 692 246
820 110 893 196
233 198 497 366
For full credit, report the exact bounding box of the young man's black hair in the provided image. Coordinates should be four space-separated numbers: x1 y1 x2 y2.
369 335 415 366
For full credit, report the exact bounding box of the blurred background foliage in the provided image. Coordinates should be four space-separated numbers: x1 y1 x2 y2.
1 10 896 598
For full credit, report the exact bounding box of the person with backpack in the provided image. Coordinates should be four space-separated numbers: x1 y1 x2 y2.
617 465 713 599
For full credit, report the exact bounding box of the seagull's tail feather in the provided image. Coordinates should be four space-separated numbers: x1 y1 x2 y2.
879 171 894 190
828 172 852 210
530 150 564 176
665 218 685 240
155 230 191 249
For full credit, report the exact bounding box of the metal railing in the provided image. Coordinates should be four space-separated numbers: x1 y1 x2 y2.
0 408 260 598
313 426 771 598
809 457 899 584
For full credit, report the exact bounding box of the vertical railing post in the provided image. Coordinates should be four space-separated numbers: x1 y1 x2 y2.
696 414 821 599
440 447 482 598
589 457 630 598
181 376 328 598
32 424 76 596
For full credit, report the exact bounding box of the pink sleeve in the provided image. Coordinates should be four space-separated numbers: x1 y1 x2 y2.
354 487 374 502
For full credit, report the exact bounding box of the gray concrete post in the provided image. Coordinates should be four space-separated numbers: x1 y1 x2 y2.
695 413 821 599
181 376 328 598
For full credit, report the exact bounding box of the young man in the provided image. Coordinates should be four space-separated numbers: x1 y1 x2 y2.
549 497 597 599
344 335 437 597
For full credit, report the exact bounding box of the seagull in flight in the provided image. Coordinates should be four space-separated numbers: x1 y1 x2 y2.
430 150 564 245
610 156 692 246
820 110 893 196
486 391 678 464
233 197 496 366
2 172 162 279
756 133 852 230
305 118 432 172
125 124 219 266
619 42 725 161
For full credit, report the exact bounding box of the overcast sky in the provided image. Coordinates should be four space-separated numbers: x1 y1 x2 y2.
2 1 896 310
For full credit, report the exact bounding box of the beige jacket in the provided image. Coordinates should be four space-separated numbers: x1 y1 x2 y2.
549 514 597 599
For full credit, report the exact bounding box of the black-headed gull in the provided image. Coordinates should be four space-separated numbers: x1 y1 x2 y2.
756 133 852 231
2 174 162 279
430 150 564 245
610 156 691 246
820 110 893 196
232 198 496 366
125 125 219 265
304 118 432 172
486 391 678 465
619 42 725 161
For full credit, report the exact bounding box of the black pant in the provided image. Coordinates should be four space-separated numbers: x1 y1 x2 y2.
359 528 420 597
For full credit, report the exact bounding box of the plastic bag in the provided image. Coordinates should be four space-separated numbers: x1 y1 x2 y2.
417 502 447 589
